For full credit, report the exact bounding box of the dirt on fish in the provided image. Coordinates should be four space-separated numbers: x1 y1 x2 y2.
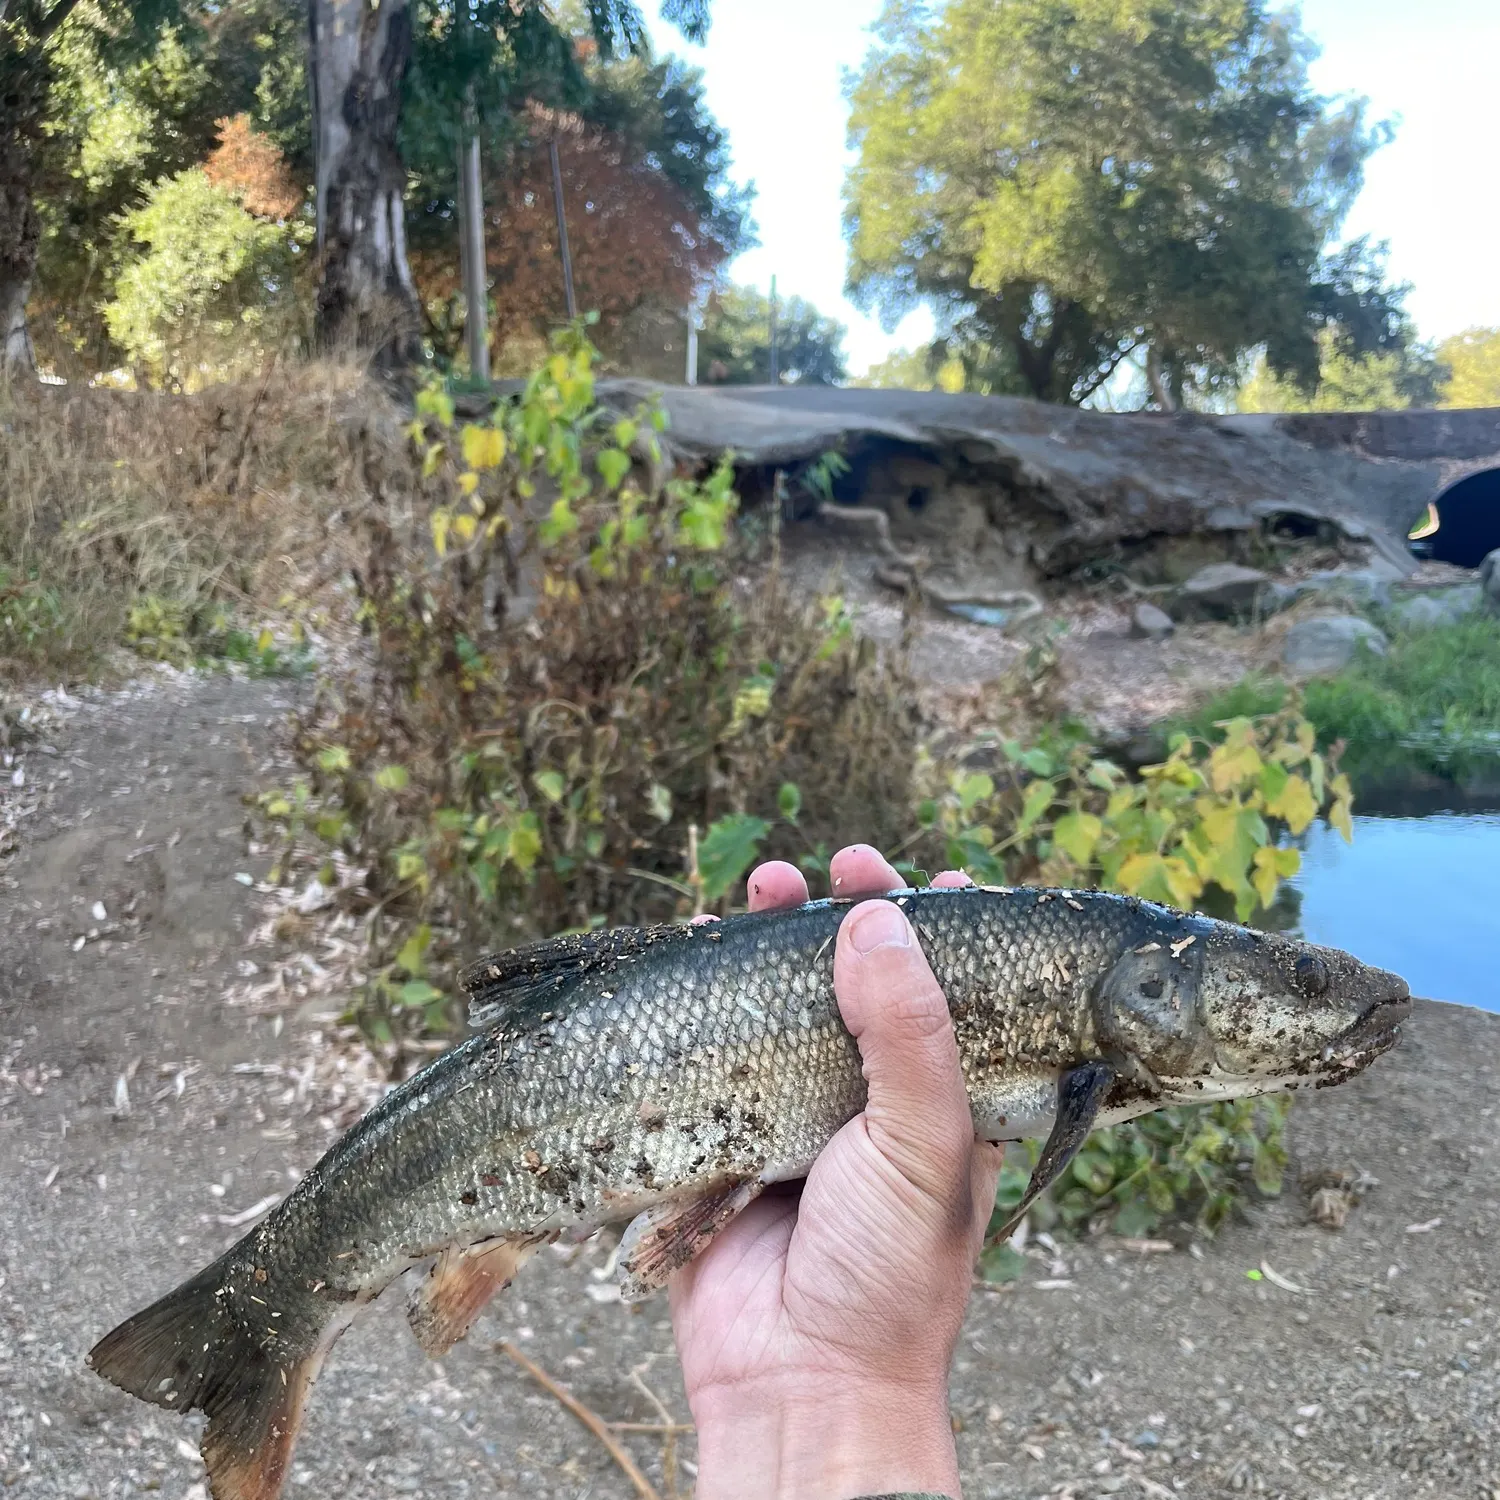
1 668 1497 1499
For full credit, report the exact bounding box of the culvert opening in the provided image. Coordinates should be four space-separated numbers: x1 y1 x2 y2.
1410 468 1500 568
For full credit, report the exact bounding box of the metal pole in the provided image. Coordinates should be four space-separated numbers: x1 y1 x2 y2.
549 134 578 322
462 128 489 381
685 301 698 385
768 274 779 385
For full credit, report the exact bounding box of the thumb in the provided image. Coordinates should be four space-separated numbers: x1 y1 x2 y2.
834 898 976 1214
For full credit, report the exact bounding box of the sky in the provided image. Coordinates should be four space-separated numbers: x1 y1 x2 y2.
645 0 1500 378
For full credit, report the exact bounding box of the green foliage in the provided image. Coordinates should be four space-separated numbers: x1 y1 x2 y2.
124 595 311 676
1436 326 1500 409
698 283 849 386
1302 612 1500 781
0 568 67 658
908 708 1350 922
31 4 305 378
103 168 311 389
1237 327 1443 413
266 327 917 1039
844 0 1405 405
984 1095 1292 1253
1176 615 1500 784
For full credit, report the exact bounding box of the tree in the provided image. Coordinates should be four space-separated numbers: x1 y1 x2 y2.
15 0 305 379
405 43 751 374
1 0 184 374
1436 328 1500 409
697 283 848 386
844 0 1403 406
102 119 312 389
1237 328 1442 413
307 0 713 365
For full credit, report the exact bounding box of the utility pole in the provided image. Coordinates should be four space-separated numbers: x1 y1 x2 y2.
685 300 699 385
460 124 489 381
549 135 578 322
768 274 779 385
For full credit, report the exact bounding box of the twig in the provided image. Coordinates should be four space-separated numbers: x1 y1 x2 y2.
609 1421 696 1433
630 1362 681 1500
497 1340 663 1500
686 823 704 918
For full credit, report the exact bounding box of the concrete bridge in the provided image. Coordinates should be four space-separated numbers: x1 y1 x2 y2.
597 381 1500 576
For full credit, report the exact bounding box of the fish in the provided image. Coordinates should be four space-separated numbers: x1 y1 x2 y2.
87 884 1410 1500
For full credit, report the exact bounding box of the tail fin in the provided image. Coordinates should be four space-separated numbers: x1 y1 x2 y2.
87 1255 341 1500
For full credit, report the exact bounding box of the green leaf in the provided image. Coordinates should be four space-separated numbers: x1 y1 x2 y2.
1052 810 1103 867
647 783 673 823
977 1242 1028 1284
398 979 443 1008
777 782 802 823
375 765 409 792
1015 778 1055 838
315 745 351 773
597 447 632 491
698 814 771 902
533 769 566 804
395 925 432 977
956 772 993 812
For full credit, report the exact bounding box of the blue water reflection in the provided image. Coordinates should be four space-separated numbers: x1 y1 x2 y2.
1291 813 1500 1012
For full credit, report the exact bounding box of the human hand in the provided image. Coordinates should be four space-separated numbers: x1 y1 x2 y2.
670 845 1003 1500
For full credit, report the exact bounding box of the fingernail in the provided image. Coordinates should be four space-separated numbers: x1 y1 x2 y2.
849 901 912 954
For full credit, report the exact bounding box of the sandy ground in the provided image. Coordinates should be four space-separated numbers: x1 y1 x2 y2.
2 669 1498 1500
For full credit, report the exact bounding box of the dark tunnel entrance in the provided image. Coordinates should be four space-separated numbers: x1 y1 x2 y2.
1410 468 1500 568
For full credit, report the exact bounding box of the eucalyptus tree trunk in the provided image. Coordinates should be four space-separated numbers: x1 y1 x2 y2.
0 11 66 377
308 0 421 367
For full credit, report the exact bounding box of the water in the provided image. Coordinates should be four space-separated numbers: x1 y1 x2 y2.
1290 811 1500 1012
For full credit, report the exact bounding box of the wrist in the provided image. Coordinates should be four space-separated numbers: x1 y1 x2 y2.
690 1374 960 1500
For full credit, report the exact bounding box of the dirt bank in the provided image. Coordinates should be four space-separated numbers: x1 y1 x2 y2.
2 670 1495 1500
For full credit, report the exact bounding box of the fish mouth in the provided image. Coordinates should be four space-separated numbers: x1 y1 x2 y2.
1320 978 1412 1073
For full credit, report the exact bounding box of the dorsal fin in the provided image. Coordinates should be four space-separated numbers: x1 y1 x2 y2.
462 921 703 1031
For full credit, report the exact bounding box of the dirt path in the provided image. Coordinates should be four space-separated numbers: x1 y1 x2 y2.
2 671 1497 1500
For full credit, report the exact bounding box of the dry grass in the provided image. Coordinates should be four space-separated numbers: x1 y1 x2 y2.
0 360 415 680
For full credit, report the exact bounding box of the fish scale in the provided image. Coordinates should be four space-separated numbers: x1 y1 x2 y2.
87 883 1410 1500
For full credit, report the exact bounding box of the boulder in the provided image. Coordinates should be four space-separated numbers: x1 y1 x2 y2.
1391 587 1482 631
1482 548 1500 617
1130 601 1175 640
1265 560 1406 614
1173 563 1270 620
1282 615 1388 678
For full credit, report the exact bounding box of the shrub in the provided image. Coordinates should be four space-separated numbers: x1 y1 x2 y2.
273 327 920 1042
258 333 1353 1243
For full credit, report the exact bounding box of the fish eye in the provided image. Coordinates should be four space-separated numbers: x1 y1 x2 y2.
1139 976 1165 1000
1295 954 1329 997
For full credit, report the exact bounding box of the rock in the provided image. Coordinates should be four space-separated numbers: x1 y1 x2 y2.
1282 615 1388 677
1173 563 1270 620
1130 601 1176 639
1268 560 1407 615
1391 587 1481 631
1481 548 1500 616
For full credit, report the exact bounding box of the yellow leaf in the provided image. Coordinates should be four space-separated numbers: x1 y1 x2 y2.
452 513 477 543
1209 737 1263 793
255 627 273 654
431 508 451 557
461 424 506 471
458 471 479 496
1329 795 1354 843
1264 773 1317 835
1251 845 1300 908
421 442 445 479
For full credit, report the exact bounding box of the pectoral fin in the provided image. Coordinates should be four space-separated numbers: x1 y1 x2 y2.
617 1179 764 1301
992 1060 1115 1242
407 1235 547 1357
